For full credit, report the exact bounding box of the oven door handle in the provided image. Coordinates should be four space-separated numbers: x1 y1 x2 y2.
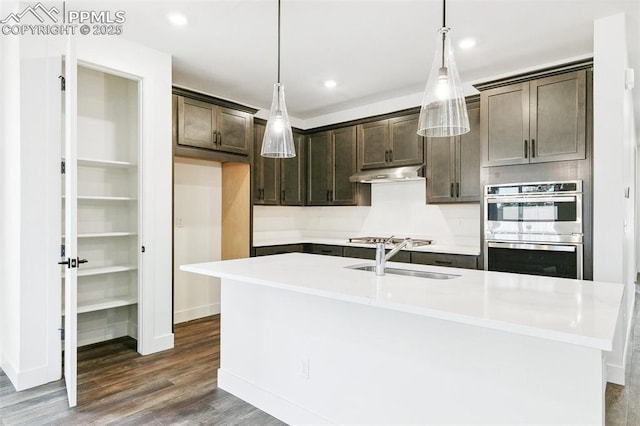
486 196 577 204
487 241 577 252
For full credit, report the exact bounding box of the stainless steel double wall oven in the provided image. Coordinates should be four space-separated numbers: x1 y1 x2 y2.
484 181 583 279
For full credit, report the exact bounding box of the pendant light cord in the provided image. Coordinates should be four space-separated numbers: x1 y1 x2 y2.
277 0 281 84
441 0 446 68
442 0 446 28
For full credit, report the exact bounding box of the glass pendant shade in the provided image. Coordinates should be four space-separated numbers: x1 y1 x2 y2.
261 82 295 158
417 27 470 137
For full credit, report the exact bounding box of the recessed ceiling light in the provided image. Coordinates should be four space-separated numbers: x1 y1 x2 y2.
324 80 337 88
458 38 476 49
167 13 188 26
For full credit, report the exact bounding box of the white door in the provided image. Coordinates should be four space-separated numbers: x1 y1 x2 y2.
63 37 78 408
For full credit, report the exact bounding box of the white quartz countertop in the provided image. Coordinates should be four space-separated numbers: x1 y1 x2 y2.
181 253 623 351
252 237 480 256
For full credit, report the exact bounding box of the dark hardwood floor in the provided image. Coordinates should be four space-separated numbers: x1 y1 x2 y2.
2 286 639 425
0 316 284 425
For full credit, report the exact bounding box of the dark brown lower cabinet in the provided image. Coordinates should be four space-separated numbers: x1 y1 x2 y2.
252 244 478 270
254 244 305 256
411 252 478 269
343 246 411 263
308 244 344 257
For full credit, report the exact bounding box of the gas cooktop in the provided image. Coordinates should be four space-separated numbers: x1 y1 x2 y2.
347 236 433 247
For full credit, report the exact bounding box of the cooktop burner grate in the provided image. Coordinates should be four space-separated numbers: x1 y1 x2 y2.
347 237 433 247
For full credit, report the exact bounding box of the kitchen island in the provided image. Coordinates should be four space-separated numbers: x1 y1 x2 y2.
181 253 623 425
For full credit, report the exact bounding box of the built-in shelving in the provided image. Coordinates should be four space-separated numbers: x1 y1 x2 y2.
62 65 141 348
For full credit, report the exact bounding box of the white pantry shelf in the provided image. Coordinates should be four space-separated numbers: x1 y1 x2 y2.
77 158 138 168
78 232 137 238
76 264 138 277
62 296 138 315
78 195 137 201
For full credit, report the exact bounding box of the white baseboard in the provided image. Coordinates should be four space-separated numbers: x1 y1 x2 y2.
0 356 55 391
606 296 636 385
174 303 220 324
218 368 333 425
607 363 626 385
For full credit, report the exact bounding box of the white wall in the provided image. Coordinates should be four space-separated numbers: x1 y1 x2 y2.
593 13 637 385
173 158 222 323
254 180 480 247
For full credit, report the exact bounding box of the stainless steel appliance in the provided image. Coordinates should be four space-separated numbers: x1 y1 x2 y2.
484 181 583 279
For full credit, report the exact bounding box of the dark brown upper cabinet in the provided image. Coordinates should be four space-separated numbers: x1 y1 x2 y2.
177 95 251 156
253 122 280 205
357 114 424 170
253 124 305 206
426 100 480 203
480 70 586 167
280 131 305 206
307 126 368 206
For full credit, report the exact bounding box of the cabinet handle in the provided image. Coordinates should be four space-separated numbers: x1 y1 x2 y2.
456 182 460 198
385 150 389 162
389 150 393 162
326 190 330 202
213 130 218 145
257 188 261 200
218 131 222 145
435 260 453 265
524 140 528 159
531 139 536 158
450 182 454 198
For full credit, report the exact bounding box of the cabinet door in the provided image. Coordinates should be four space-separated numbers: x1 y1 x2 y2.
332 126 358 205
529 70 586 163
307 131 331 205
389 114 423 167
357 120 389 170
254 244 304 256
216 107 251 155
253 123 279 205
411 252 478 269
426 137 455 203
457 101 481 202
178 96 216 149
281 132 305 206
481 82 530 166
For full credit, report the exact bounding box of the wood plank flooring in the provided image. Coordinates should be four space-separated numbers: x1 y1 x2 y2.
1 286 640 425
0 316 284 425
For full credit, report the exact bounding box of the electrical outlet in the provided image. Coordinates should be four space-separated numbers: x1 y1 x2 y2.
299 356 310 379
176 217 184 228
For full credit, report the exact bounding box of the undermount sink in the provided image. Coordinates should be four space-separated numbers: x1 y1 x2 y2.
346 264 460 280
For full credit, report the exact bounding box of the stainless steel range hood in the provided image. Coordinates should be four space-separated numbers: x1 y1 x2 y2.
349 165 424 183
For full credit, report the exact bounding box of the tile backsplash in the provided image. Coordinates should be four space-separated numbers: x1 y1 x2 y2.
254 180 480 246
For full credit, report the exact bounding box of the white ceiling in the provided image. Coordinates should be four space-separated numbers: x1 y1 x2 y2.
71 0 640 127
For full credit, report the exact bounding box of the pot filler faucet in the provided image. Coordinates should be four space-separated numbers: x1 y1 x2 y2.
375 236 414 276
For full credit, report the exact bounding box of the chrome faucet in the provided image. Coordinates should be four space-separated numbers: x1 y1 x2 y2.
375 236 414 276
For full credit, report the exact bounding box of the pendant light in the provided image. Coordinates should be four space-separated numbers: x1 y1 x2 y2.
417 0 469 137
261 0 296 158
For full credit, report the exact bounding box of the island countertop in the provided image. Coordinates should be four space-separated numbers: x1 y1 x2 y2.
181 253 623 351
